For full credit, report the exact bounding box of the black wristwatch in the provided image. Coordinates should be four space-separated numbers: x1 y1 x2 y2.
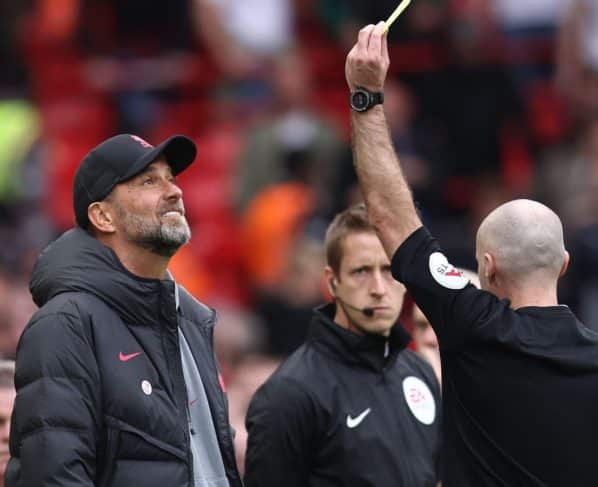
349 87 384 112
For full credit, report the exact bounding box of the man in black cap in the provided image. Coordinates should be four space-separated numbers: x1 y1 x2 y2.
6 134 242 487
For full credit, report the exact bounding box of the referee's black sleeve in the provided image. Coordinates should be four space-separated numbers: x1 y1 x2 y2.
391 226 508 350
244 377 318 487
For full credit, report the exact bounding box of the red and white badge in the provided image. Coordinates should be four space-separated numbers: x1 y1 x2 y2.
428 252 469 290
402 376 436 425
130 135 153 148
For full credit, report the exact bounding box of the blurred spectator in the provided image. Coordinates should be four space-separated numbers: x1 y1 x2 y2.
407 0 448 41
565 223 598 328
234 49 345 216
80 0 194 55
333 79 444 219
0 280 36 360
0 120 45 360
233 45 347 315
0 100 40 204
411 303 441 385
0 360 15 487
256 235 326 356
493 0 563 31
492 0 564 92
239 182 314 291
194 0 293 61
78 1 198 135
535 117 598 323
414 2 526 195
0 98 59 278
0 274 13 357
213 305 266 377
225 355 279 474
192 0 295 112
556 0 598 119
238 178 325 355
377 80 442 212
535 118 598 233
0 1 30 95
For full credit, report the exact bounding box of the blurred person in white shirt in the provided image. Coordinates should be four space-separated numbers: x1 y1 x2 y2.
192 0 293 78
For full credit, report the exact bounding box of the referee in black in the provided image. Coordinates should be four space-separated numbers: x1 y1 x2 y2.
244 204 441 486
345 21 598 486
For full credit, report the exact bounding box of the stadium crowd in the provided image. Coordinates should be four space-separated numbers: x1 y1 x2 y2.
0 0 597 480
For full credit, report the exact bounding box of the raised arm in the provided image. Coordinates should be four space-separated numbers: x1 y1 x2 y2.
345 22 422 258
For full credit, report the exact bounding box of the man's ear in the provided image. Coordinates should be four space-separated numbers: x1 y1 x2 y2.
559 250 570 278
87 201 116 234
484 252 496 284
324 266 337 297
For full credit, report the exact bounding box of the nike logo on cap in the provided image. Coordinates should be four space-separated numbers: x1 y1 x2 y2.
119 351 142 362
346 408 371 428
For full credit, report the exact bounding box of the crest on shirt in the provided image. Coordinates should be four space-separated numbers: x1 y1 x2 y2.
428 252 469 290
402 376 436 425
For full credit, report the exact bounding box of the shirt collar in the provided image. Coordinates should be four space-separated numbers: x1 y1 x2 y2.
309 303 412 372
167 271 180 310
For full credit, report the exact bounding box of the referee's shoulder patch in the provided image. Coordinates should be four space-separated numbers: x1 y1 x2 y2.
428 252 469 290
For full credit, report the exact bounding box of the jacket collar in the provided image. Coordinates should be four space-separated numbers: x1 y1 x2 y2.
308 303 412 372
30 227 179 328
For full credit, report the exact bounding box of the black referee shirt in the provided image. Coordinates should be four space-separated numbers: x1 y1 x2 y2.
245 304 441 487
391 227 598 487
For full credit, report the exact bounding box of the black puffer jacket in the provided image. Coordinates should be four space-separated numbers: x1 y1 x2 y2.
6 228 242 487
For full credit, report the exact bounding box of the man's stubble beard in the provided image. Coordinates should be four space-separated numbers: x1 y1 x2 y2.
115 204 191 257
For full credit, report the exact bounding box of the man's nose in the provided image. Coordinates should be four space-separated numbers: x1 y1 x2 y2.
370 271 387 296
164 180 183 200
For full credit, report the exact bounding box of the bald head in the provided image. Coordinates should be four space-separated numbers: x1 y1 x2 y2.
476 200 566 285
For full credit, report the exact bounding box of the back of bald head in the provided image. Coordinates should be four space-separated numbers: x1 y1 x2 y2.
476 199 566 284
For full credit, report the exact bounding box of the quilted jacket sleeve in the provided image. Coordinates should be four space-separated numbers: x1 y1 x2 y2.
6 306 102 486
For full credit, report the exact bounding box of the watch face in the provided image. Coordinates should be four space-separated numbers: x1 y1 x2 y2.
352 91 369 110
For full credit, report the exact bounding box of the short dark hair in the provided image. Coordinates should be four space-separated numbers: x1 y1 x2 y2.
324 203 376 274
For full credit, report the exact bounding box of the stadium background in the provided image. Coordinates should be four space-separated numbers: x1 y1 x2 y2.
0 0 596 473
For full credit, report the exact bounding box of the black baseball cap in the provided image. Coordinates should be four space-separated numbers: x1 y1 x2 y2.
73 134 197 229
